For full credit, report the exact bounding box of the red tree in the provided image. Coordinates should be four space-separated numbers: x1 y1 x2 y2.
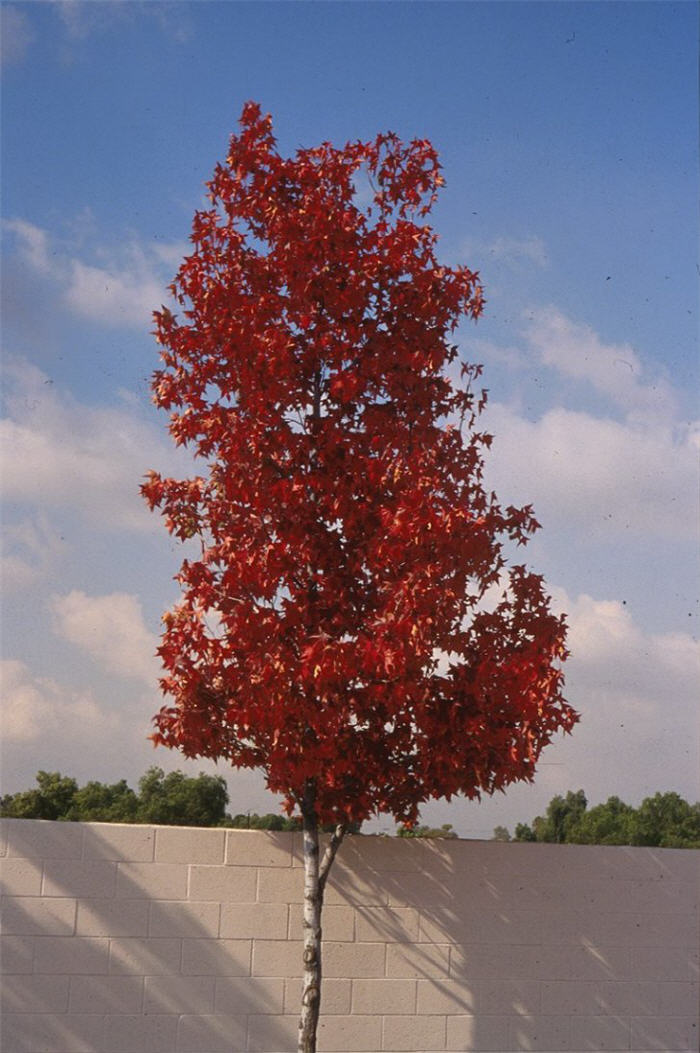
143 102 577 1051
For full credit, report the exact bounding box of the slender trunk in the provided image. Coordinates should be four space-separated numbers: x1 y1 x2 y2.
298 783 346 1053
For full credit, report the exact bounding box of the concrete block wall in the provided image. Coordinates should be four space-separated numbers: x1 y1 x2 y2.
0 818 697 1053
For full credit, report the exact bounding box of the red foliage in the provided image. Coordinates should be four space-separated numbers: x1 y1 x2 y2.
143 102 577 825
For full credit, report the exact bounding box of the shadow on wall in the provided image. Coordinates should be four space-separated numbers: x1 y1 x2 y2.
0 819 294 1053
1 819 698 1052
328 834 699 1052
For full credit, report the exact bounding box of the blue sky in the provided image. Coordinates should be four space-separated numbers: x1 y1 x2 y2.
2 1 697 835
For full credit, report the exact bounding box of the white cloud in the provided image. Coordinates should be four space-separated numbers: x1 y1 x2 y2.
4 218 176 329
50 590 158 684
56 1 191 45
3 218 52 274
66 256 167 328
0 515 65 592
546 589 699 800
0 6 34 67
487 235 547 267
467 308 697 545
483 402 698 541
522 306 676 420
1 357 192 533
461 235 547 270
0 659 107 744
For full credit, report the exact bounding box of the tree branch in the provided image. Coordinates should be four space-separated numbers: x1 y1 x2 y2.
318 822 347 896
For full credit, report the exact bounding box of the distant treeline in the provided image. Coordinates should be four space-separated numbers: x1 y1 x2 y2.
2 774 697 847
492 790 700 849
0 769 355 831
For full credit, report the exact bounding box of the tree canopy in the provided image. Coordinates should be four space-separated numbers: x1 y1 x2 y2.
1 768 225 827
142 101 576 829
141 102 577 1050
504 790 700 848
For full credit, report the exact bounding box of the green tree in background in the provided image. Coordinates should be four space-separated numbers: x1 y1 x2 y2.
1 768 225 827
491 825 511 842
565 795 634 845
629 792 700 848
136 768 228 827
504 790 700 848
0 771 79 821
396 822 458 839
66 779 139 823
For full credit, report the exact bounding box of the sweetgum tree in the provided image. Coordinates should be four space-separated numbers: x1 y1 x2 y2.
143 102 577 1051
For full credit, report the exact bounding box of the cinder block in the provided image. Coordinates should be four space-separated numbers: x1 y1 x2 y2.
0 934 34 973
326 862 390 906
637 912 699 948
148 899 220 938
541 980 605 1016
507 907 578 945
440 907 573 946
2 895 76 936
386 942 450 979
657 981 700 1016
629 1014 698 1051
337 834 434 873
0 856 42 895
117 861 188 899
34 935 109 974
570 1014 631 1051
417 906 464 944
226 829 293 867
42 858 117 898
567 944 632 981
382 1013 447 1051
353 977 417 1014
109 937 182 975
355 905 419 943
448 942 534 981
69 974 143 1013
285 977 352 1014
622 877 698 914
104 1013 178 1052
446 1012 510 1051
287 903 353 942
630 946 698 981
4 818 84 859
155 826 225 865
177 1013 247 1052
323 940 386 978
221 900 288 940
144 974 216 1014
316 1013 383 1051
507 1013 572 1051
189 863 257 902
385 871 460 909
598 980 661 1015
252 939 303 978
215 975 284 1014
581 911 654 947
181 937 251 976
0 1011 103 1053
257 866 303 904
246 1013 300 1053
416 979 475 1015
1 973 70 1012
481 978 544 1019
83 823 155 862
76 898 148 937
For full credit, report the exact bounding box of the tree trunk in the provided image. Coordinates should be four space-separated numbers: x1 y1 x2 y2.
298 784 346 1053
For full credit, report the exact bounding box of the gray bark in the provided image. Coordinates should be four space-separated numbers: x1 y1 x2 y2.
298 784 346 1053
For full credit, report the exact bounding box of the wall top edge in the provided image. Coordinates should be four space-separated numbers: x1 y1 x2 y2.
0 816 698 857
